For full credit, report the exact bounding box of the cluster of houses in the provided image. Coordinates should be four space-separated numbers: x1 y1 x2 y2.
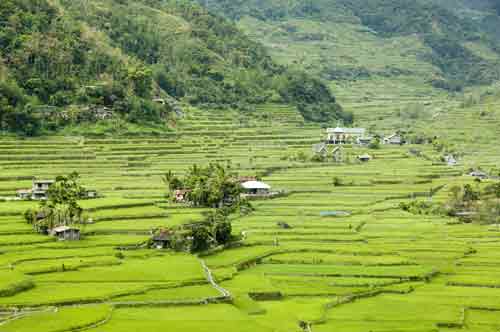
16 179 98 201
311 126 406 163
324 126 403 146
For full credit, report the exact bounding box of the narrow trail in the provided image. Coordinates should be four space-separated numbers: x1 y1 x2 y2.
199 259 232 299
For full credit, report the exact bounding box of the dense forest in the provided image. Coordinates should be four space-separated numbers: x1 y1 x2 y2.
200 0 500 91
0 0 347 136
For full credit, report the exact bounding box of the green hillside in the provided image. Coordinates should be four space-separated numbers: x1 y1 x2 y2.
0 0 346 136
201 0 500 94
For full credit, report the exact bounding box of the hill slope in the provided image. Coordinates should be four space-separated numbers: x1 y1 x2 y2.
200 0 500 93
0 0 347 135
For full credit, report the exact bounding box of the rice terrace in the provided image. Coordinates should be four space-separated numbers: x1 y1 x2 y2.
1 0 500 331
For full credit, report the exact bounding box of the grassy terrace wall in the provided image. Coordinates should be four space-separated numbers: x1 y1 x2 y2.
0 102 499 331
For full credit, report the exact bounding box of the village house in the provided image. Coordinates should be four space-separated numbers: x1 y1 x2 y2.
326 127 366 144
384 133 403 145
241 180 272 197
312 143 343 162
17 179 55 200
17 179 98 201
358 154 372 162
50 226 81 241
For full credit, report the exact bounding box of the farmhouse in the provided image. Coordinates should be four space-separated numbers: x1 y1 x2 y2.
384 133 403 145
358 154 372 162
50 226 81 241
241 180 271 197
326 127 366 144
17 179 56 200
312 143 343 162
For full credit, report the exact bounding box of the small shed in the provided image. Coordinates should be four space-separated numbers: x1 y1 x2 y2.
50 226 80 241
84 190 99 199
469 171 488 179
174 189 191 203
277 222 292 229
16 189 32 200
152 231 173 249
242 181 271 196
445 155 458 166
358 154 372 162
357 137 373 146
384 133 403 145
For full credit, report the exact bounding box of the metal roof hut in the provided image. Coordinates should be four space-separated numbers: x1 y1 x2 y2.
469 170 488 179
358 154 372 162
50 226 80 241
152 230 173 249
242 180 271 196
384 133 403 145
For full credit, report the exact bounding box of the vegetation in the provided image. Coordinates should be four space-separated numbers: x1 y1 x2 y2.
0 0 348 136
24 172 87 231
202 0 500 92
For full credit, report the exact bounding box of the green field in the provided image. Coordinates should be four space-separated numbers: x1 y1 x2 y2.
0 98 499 331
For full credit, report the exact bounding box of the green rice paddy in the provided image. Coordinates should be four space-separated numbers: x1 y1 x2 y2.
0 101 499 331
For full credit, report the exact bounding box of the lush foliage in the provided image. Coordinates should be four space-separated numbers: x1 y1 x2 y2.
0 0 348 135
24 172 87 230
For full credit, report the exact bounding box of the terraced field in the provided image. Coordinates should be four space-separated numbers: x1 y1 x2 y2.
0 102 499 331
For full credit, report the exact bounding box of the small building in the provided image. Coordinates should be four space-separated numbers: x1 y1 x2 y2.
31 180 55 200
241 181 271 196
326 127 366 144
332 146 343 163
84 190 99 199
312 143 328 157
444 155 458 166
16 189 32 200
151 230 173 249
174 189 191 203
50 226 80 241
357 136 373 146
358 154 372 162
384 133 403 145
277 222 292 229
469 171 488 179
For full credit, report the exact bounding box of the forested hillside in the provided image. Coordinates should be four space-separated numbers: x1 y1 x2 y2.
0 0 346 136
200 0 500 92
